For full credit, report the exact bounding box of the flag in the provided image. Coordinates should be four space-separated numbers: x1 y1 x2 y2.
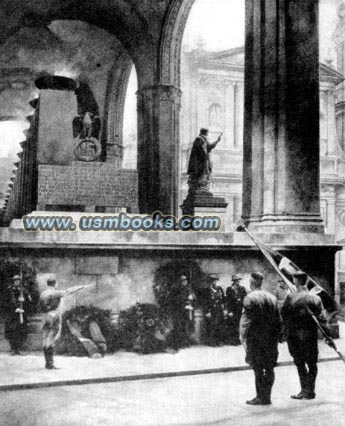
238 222 337 314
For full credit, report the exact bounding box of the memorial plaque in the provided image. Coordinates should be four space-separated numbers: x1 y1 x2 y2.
38 163 138 211
75 256 119 275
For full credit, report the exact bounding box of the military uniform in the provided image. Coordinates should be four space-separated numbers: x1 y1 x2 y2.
39 287 65 368
3 281 31 354
205 285 225 346
240 289 281 404
169 279 192 350
281 288 327 399
225 278 247 345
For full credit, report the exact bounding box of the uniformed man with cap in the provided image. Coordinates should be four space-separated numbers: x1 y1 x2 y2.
281 271 328 400
225 274 247 345
169 275 194 350
3 274 32 355
205 274 225 346
240 272 281 405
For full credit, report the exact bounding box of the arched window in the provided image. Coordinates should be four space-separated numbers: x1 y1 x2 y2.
208 103 222 129
122 66 138 170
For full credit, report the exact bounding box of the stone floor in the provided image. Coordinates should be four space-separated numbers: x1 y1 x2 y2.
0 323 344 425
1 359 344 426
0 322 344 389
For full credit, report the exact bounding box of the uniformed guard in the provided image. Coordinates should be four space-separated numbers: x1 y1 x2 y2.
169 275 194 350
205 274 225 346
3 274 32 355
240 272 281 405
225 274 247 345
281 271 328 400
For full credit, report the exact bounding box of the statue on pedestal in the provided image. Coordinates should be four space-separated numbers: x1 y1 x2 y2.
187 128 222 197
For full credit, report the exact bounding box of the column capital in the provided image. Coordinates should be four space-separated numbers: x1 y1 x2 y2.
137 85 182 105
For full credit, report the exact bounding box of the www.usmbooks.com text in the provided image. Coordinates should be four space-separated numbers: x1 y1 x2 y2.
22 212 221 232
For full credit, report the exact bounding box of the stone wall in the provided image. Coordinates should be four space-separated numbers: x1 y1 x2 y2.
0 229 339 350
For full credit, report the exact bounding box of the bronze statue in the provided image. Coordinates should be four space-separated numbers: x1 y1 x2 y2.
187 128 222 196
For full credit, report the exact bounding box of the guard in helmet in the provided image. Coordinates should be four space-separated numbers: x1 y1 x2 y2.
3 275 32 355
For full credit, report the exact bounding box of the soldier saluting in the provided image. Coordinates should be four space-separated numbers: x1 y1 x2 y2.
39 278 88 369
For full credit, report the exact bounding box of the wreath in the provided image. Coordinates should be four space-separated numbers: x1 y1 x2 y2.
55 305 119 356
153 260 209 312
116 303 169 354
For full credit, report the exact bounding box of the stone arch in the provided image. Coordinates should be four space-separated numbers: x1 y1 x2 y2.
102 51 133 165
0 1 153 55
159 0 195 87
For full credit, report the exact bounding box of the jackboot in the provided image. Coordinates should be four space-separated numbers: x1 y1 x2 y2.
43 347 49 368
304 373 316 399
291 365 308 399
46 347 59 369
261 371 274 405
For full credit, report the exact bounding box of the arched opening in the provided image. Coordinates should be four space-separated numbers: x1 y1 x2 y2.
122 66 138 169
177 0 342 231
179 0 245 228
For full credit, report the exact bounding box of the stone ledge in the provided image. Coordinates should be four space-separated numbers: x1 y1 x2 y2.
0 226 339 251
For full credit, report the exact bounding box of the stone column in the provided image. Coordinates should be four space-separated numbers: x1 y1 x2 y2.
243 0 324 232
137 85 181 215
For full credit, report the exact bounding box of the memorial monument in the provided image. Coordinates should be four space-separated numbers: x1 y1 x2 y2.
2 75 138 223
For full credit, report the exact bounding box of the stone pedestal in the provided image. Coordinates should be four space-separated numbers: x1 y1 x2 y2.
181 195 228 231
242 0 324 233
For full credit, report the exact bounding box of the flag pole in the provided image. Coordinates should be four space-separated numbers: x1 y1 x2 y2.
238 222 295 292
